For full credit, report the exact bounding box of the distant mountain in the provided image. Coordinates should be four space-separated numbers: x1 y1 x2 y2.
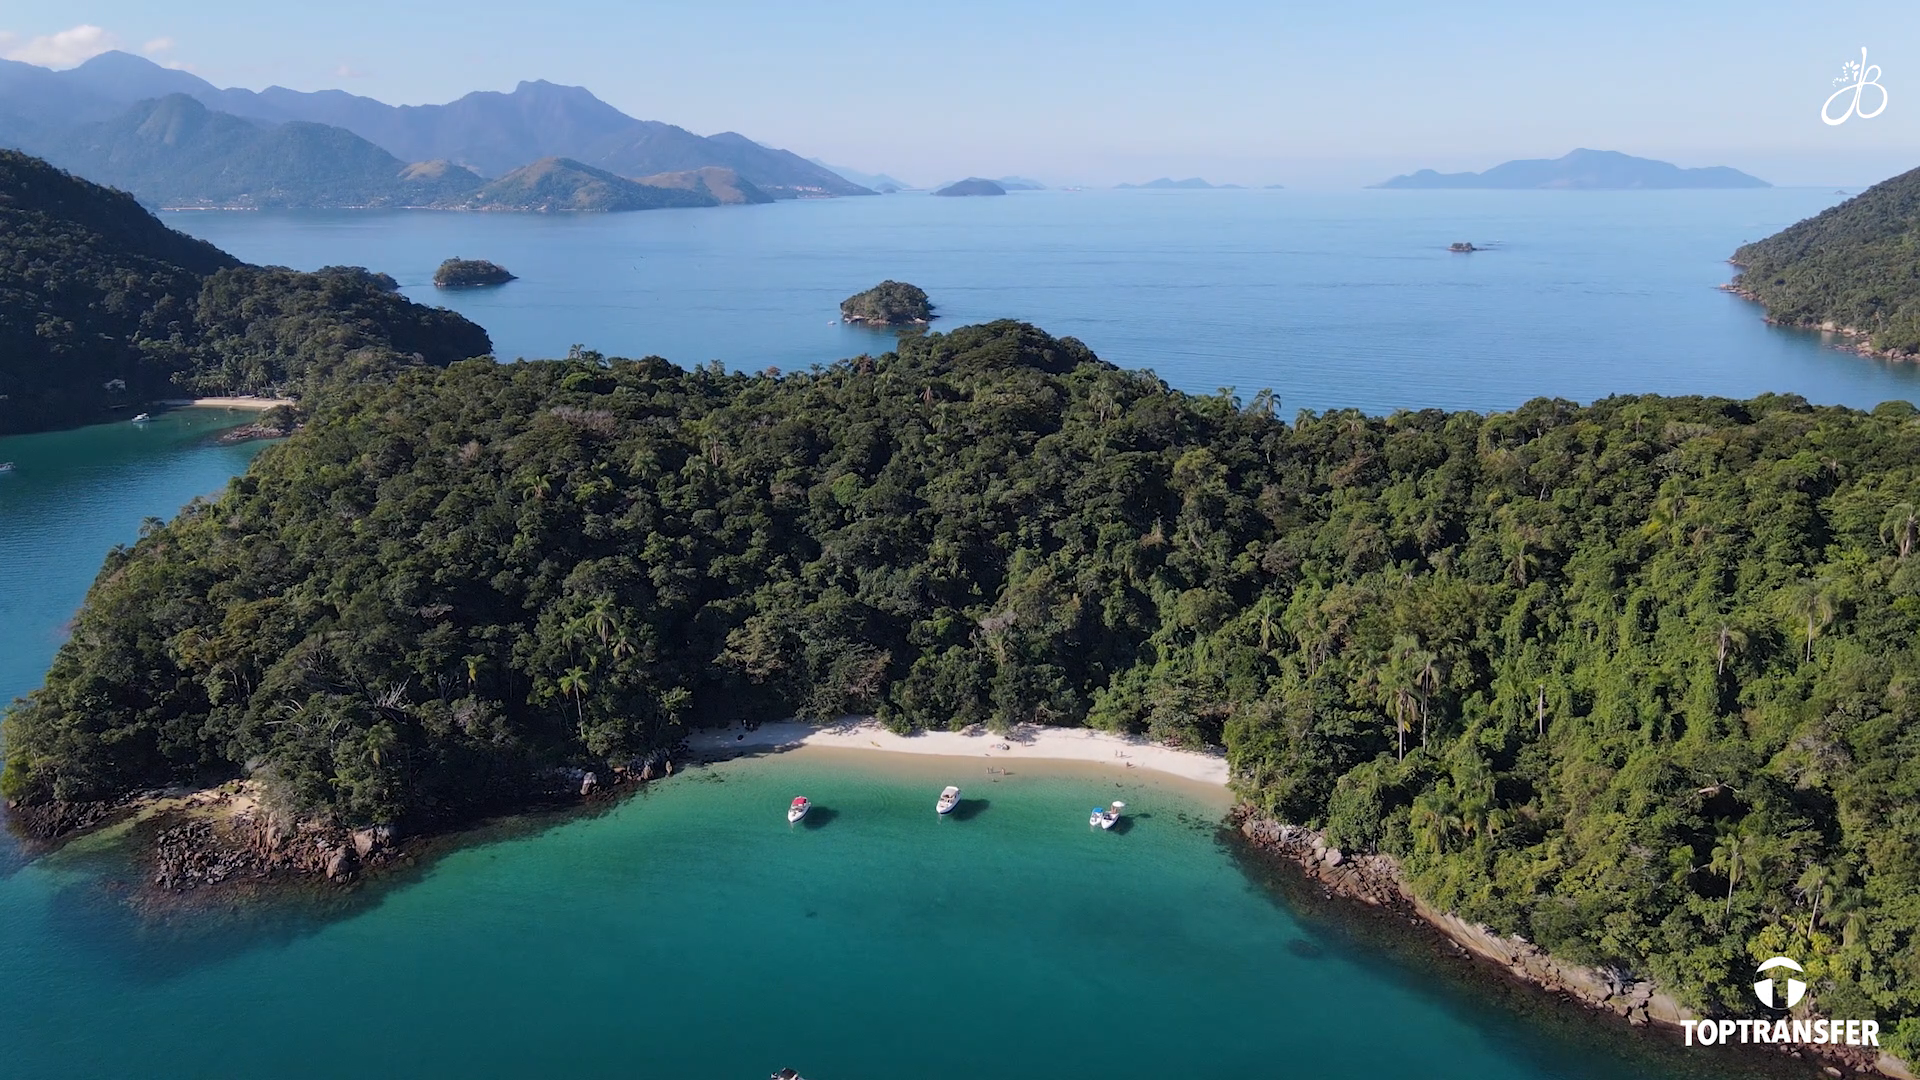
635 166 773 205
31 95 483 208
1729 165 1920 356
453 157 718 212
996 176 1046 190
1117 177 1229 190
1373 149 1770 190
0 51 870 201
933 178 1006 197
809 159 915 191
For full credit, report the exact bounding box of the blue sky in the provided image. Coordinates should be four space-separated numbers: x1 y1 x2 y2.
3 1 1916 187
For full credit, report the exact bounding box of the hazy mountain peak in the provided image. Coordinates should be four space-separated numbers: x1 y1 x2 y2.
1373 149 1769 189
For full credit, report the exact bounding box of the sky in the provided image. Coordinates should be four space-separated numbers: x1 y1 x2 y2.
2 0 1917 188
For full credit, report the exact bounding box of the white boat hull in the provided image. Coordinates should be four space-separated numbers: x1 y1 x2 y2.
788 808 808 824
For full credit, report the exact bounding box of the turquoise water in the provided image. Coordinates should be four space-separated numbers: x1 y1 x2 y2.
168 188 1920 414
0 750 1786 1078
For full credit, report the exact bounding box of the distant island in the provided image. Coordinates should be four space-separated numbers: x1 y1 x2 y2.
1373 149 1769 190
996 176 1046 191
434 259 517 288
841 281 933 325
1729 164 1920 358
1449 242 1478 253
1117 178 1241 190
933 178 1006 197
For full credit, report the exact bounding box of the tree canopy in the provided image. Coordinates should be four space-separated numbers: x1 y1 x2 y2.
840 280 933 325
9 319 1920 1048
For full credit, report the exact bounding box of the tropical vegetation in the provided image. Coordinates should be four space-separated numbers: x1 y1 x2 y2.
841 280 933 324
1732 165 1920 356
9 316 1920 1051
0 149 490 434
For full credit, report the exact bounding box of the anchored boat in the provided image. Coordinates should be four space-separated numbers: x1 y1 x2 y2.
130 413 151 423
788 796 810 825
936 785 961 815
1090 801 1126 830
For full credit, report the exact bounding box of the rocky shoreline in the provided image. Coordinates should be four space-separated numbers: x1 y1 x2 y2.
1718 283 1918 363
1231 808 1912 1079
6 748 682 907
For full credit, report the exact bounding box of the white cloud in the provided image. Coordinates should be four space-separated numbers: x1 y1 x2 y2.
4 24 121 69
141 37 174 56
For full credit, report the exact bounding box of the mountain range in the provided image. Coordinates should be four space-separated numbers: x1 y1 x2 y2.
1116 178 1243 190
1373 149 1769 190
0 51 870 208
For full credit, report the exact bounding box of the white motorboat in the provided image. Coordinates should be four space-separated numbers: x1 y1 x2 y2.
936 785 961 815
772 1070 807 1080
130 413 151 423
0 462 13 473
1090 801 1126 830
788 796 810 825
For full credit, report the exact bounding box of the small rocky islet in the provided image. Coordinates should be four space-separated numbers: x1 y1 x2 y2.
433 258 517 288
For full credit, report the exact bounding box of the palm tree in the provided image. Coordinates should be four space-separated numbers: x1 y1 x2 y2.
1777 579 1837 662
1710 821 1770 923
1711 621 1748 676
558 666 591 727
463 654 485 689
1796 861 1841 937
1410 645 1443 748
1882 502 1919 560
585 598 618 649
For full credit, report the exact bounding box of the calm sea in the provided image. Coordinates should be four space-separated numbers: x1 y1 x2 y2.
169 187 1920 414
0 190 1867 1078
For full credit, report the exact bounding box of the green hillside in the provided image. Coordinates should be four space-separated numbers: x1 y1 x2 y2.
0 149 491 434
1732 166 1920 356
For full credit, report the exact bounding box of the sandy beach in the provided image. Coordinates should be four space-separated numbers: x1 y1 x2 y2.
687 719 1230 787
158 396 296 410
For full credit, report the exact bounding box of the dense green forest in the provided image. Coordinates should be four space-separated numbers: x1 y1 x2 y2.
7 318 1920 1047
0 150 491 434
1732 165 1920 355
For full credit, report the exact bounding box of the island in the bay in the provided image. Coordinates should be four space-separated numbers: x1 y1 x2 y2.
434 258 517 288
1116 177 1242 189
1729 164 1920 358
840 280 934 325
933 178 1007 197
8 145 1920 1077
1373 148 1769 189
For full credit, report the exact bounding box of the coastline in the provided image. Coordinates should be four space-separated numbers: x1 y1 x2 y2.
1232 811 1917 1080
686 718 1229 788
156 396 297 410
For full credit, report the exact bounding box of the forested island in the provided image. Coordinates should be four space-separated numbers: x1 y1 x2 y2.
933 178 1006 197
0 150 491 435
841 280 934 325
435 258 517 288
9 300 1920 1058
1731 165 1920 358
1375 149 1769 190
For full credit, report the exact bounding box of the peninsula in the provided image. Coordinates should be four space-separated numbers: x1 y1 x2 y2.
1729 164 1920 358
1373 148 1769 189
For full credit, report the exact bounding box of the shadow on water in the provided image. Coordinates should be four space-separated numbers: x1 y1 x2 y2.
1107 816 1136 836
1218 824 1824 1080
27 783 675 987
950 798 990 821
800 806 839 829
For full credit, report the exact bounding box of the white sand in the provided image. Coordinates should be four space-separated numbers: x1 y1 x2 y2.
158 396 296 410
687 719 1229 787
